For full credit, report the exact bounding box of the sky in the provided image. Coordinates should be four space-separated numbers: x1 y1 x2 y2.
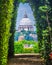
16 3 36 31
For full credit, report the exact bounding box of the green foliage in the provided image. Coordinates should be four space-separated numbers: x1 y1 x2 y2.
21 40 37 44
23 48 34 53
29 0 52 65
33 43 39 53
18 0 26 3
14 40 39 53
8 0 18 57
39 5 49 12
42 27 52 65
14 41 24 53
42 28 51 54
0 0 14 65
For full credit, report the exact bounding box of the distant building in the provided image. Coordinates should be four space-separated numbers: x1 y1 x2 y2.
15 12 38 41
18 12 34 31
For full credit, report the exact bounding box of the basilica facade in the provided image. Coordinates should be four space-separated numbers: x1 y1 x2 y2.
18 13 34 31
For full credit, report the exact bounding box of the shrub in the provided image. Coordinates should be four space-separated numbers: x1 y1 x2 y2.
14 41 24 54
23 48 34 53
14 40 39 54
33 43 39 53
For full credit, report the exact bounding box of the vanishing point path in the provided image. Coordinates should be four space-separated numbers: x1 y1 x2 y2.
8 53 44 65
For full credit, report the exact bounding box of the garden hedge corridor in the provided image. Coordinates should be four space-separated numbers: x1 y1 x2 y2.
0 0 52 65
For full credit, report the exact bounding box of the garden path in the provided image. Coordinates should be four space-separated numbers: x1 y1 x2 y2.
8 53 44 65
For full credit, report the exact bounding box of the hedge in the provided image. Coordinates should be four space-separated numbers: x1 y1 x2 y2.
0 0 14 65
14 40 39 54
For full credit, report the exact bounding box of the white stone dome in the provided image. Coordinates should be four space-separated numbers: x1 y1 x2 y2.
19 18 33 26
18 12 34 31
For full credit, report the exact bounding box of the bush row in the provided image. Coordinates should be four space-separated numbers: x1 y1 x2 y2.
14 40 39 54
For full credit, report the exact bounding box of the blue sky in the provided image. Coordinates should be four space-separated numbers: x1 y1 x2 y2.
16 3 36 31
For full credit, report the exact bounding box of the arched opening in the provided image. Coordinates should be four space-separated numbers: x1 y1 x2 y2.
9 2 37 56
14 2 38 55
8 0 52 65
8 0 52 62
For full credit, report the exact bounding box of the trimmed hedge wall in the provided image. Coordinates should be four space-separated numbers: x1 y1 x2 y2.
0 0 14 65
8 0 18 57
14 40 39 54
